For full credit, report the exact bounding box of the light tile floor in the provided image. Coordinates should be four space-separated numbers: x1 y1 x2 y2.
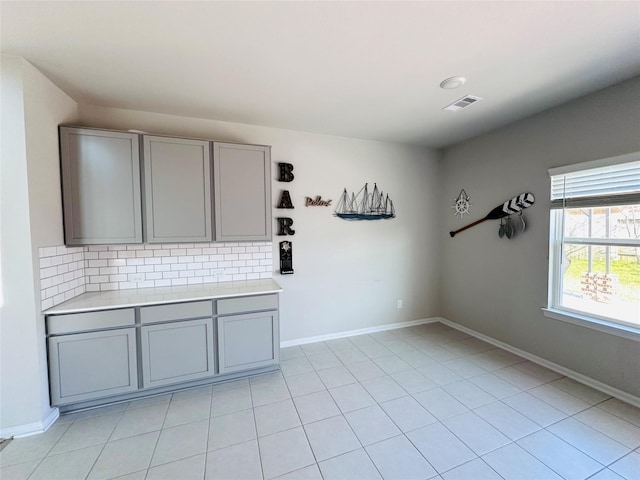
1 322 639 480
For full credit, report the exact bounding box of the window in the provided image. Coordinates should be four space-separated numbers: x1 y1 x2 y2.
547 152 640 331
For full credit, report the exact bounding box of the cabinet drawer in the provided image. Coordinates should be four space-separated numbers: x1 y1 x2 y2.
140 300 213 324
47 308 135 335
217 294 278 315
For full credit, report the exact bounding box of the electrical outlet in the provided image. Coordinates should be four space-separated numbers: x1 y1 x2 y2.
213 269 225 277
129 273 145 282
397 299 403 309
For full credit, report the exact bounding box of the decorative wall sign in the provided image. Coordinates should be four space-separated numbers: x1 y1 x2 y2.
305 196 332 207
277 217 295 236
279 241 294 275
278 163 294 182
334 183 395 220
277 190 294 209
449 192 535 238
451 189 472 218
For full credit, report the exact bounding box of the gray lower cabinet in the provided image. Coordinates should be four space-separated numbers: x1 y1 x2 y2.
217 311 279 374
46 292 280 408
60 127 143 245
143 135 212 243
140 318 215 388
213 142 272 241
48 328 138 405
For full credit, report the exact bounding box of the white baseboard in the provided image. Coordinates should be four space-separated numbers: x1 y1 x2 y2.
437 317 640 408
1 407 59 439
280 317 439 348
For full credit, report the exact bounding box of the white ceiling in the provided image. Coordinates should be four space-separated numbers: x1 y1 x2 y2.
2 1 640 148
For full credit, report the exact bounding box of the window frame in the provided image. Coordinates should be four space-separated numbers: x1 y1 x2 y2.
545 153 640 340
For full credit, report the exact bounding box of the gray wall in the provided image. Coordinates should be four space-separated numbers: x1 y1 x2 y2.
440 76 640 397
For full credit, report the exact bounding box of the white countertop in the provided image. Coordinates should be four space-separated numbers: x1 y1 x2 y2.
45 279 283 314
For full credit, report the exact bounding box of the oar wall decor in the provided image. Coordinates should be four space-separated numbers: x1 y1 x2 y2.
449 192 535 238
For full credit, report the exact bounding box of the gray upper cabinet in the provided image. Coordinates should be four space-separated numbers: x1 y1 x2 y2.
213 142 272 242
143 136 212 243
60 127 143 245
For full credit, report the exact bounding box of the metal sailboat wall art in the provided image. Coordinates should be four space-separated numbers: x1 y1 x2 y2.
334 183 396 220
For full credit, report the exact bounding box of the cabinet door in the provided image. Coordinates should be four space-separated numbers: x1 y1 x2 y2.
143 136 212 243
140 318 215 388
213 143 272 241
60 127 142 245
218 312 279 374
48 328 138 405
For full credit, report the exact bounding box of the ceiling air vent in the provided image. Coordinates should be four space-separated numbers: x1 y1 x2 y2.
443 95 483 112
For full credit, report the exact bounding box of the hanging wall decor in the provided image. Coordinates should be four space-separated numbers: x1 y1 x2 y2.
334 183 395 220
278 163 294 182
305 196 332 207
277 190 294 209
449 192 534 238
276 162 295 273
276 218 295 236
279 241 294 275
451 189 472 218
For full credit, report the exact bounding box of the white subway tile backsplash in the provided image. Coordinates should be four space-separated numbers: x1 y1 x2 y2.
39 241 273 310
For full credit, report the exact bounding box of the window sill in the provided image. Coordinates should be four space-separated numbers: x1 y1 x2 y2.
542 308 640 341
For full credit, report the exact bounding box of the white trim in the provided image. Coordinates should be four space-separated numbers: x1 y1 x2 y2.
279 318 439 348
437 317 640 409
1 408 59 439
548 151 639 176
542 308 640 341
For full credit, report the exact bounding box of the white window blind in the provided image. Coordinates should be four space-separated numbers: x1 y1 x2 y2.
549 152 640 209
